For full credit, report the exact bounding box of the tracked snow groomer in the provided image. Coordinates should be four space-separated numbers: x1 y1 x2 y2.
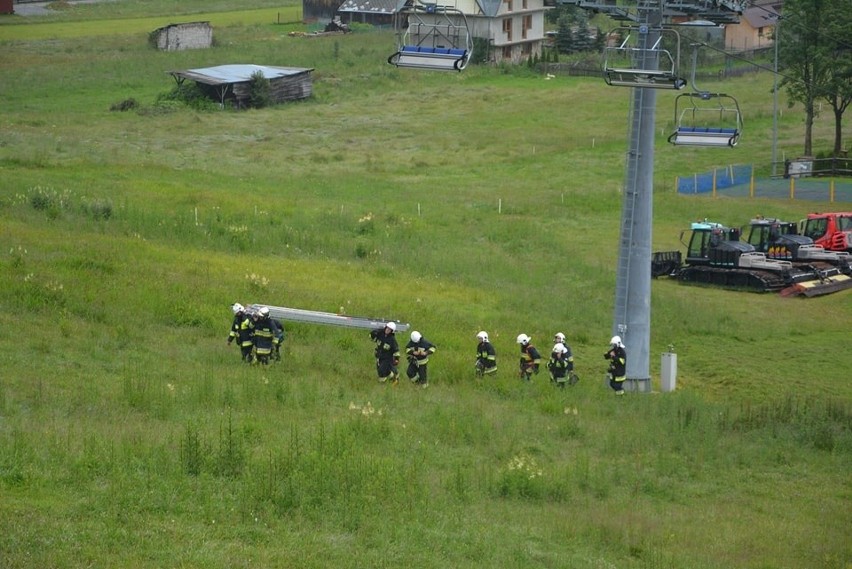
799 212 852 254
744 217 852 274
653 221 852 297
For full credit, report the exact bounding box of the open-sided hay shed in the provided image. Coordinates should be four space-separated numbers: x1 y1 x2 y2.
169 64 314 108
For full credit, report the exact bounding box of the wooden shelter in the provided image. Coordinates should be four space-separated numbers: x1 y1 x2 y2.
168 64 314 108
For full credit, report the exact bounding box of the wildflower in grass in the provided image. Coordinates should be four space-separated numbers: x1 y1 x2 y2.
27 185 73 213
9 246 27 268
245 272 269 290
499 453 545 499
507 454 543 480
348 401 382 417
356 212 375 235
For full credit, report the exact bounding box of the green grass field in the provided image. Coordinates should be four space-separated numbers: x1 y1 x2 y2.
1 2 850 568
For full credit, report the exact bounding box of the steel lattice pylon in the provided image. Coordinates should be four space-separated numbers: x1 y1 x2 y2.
555 0 746 391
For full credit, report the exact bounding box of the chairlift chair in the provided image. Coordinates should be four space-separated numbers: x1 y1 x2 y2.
668 91 742 146
602 27 687 89
387 1 473 72
667 44 743 147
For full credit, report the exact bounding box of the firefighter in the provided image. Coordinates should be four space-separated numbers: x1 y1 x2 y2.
228 303 254 363
554 332 578 385
547 342 570 387
228 303 245 347
604 335 627 395
516 334 541 381
370 322 400 384
251 306 276 365
271 317 285 362
475 331 497 377
405 330 436 388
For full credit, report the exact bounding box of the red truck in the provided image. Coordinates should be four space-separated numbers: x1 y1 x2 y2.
800 212 852 253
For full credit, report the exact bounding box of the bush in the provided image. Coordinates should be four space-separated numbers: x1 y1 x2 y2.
80 198 113 220
110 98 138 112
248 70 272 109
28 186 72 217
155 83 218 112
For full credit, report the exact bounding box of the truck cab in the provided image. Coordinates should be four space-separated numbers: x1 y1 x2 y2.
800 212 852 253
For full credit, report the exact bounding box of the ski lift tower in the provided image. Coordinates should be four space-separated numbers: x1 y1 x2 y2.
555 0 745 391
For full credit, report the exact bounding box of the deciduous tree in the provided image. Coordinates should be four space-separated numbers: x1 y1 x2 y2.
776 0 842 156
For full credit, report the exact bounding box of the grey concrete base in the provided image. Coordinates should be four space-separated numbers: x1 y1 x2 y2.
624 378 652 393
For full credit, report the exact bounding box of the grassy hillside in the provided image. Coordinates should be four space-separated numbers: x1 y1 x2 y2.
1 3 850 568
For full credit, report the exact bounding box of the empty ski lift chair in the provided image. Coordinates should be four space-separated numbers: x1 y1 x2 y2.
668 92 742 146
668 47 742 147
388 2 472 72
603 26 686 89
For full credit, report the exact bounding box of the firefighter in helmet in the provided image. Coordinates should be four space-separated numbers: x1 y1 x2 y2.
228 303 254 363
475 331 497 377
516 333 541 381
554 332 577 385
251 306 276 365
370 322 400 384
604 335 627 395
405 330 436 388
548 342 570 387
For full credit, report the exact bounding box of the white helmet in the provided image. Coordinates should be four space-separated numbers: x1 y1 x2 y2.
386 321 397 332
610 335 622 347
232 303 244 314
553 342 567 354
410 331 422 343
259 306 270 317
554 332 565 342
516 333 530 345
476 331 489 342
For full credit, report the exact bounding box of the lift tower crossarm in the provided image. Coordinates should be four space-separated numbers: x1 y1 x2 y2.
551 0 745 26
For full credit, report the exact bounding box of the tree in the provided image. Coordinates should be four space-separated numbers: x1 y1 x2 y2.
776 0 852 156
555 15 575 54
248 70 271 109
819 0 852 156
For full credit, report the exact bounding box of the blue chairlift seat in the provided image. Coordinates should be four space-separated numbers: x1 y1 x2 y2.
387 3 472 72
389 45 469 71
668 126 740 147
668 92 742 147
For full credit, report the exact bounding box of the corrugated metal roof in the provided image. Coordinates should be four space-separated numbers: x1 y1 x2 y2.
337 0 401 13
337 0 497 18
154 20 210 33
169 64 314 86
741 5 777 28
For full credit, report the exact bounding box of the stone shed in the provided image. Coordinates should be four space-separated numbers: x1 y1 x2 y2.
169 64 315 108
150 21 213 51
